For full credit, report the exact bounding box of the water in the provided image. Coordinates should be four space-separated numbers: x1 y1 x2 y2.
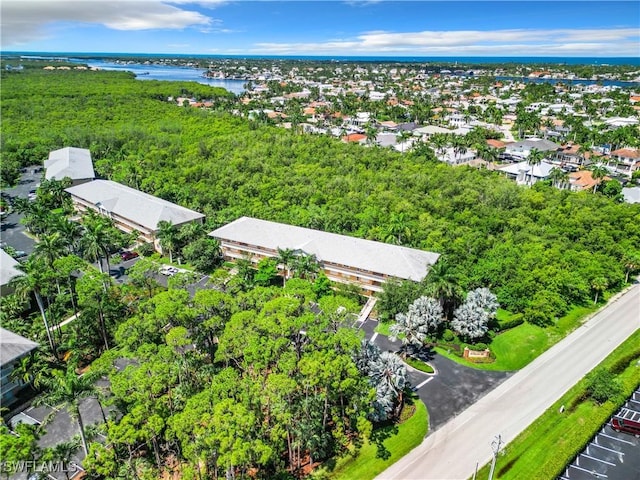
80 59 247 95
9 52 640 90
13 52 640 66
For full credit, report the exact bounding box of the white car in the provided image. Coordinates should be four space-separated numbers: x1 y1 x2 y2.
159 265 179 276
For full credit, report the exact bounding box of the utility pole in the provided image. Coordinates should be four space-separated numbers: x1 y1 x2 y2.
488 434 503 480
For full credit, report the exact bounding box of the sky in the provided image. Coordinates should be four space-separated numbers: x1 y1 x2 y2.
2 1 639 57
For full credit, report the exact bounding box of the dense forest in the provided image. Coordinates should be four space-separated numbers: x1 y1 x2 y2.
2 68 640 326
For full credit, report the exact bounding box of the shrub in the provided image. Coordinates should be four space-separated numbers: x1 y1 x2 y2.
585 368 623 404
498 314 524 331
442 329 455 342
137 242 155 257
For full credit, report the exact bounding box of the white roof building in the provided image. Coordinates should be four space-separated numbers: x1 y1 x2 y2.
210 217 440 293
622 187 640 204
66 180 204 249
498 160 556 185
44 147 95 185
1 249 22 294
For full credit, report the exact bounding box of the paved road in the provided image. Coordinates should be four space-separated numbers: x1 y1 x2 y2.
377 284 640 480
361 320 511 431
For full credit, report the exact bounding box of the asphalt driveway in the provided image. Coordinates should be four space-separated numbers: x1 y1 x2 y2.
360 319 512 432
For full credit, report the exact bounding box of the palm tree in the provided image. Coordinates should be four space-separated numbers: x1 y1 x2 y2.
548 167 569 189
384 212 412 245
623 252 640 283
423 259 463 319
430 133 448 157
36 365 97 455
590 277 608 304
276 247 296 286
527 148 546 186
291 253 320 280
590 164 609 193
156 220 179 263
178 221 204 245
10 259 57 357
33 232 66 268
53 217 83 254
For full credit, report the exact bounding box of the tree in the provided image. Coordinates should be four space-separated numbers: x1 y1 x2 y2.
276 247 296 285
423 260 462 319
548 167 569 189
585 368 622 404
590 164 609 193
182 236 222 273
80 216 114 276
254 257 279 286
368 351 408 422
451 288 498 341
10 259 57 357
291 252 320 280
384 212 412 245
36 365 97 455
156 220 179 263
622 251 640 283
590 276 608 304
527 148 546 186
389 296 443 357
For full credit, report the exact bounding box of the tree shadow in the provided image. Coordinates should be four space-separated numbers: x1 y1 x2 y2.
371 423 398 460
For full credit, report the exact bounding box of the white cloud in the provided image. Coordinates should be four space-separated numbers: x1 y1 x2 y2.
252 28 640 56
1 0 216 47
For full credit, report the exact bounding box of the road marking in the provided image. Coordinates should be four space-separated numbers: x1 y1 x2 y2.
370 332 379 343
599 431 635 445
580 453 615 467
590 441 624 456
568 464 608 478
414 377 434 390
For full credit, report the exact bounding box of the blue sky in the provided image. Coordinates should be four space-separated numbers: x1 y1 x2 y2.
2 1 639 57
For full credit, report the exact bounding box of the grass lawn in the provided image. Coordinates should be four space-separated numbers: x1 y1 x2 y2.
313 398 428 480
436 303 601 372
405 356 435 373
472 329 640 480
374 321 392 337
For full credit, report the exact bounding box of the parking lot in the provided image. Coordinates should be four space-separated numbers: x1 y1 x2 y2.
560 387 640 480
1 167 41 256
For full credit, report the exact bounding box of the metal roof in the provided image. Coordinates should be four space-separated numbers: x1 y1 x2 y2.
44 147 95 182
0 248 22 287
210 216 440 282
0 328 38 366
65 180 205 231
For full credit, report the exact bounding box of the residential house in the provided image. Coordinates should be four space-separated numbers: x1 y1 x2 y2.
44 147 95 186
65 180 205 251
503 139 560 161
1 328 38 408
210 216 440 295
568 170 610 192
436 147 477 166
609 148 640 177
498 160 556 185
555 143 590 167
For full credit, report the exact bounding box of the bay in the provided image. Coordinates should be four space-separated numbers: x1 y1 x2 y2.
80 59 247 95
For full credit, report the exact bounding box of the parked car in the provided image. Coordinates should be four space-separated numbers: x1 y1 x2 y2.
611 408 640 437
120 251 139 261
159 265 179 276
